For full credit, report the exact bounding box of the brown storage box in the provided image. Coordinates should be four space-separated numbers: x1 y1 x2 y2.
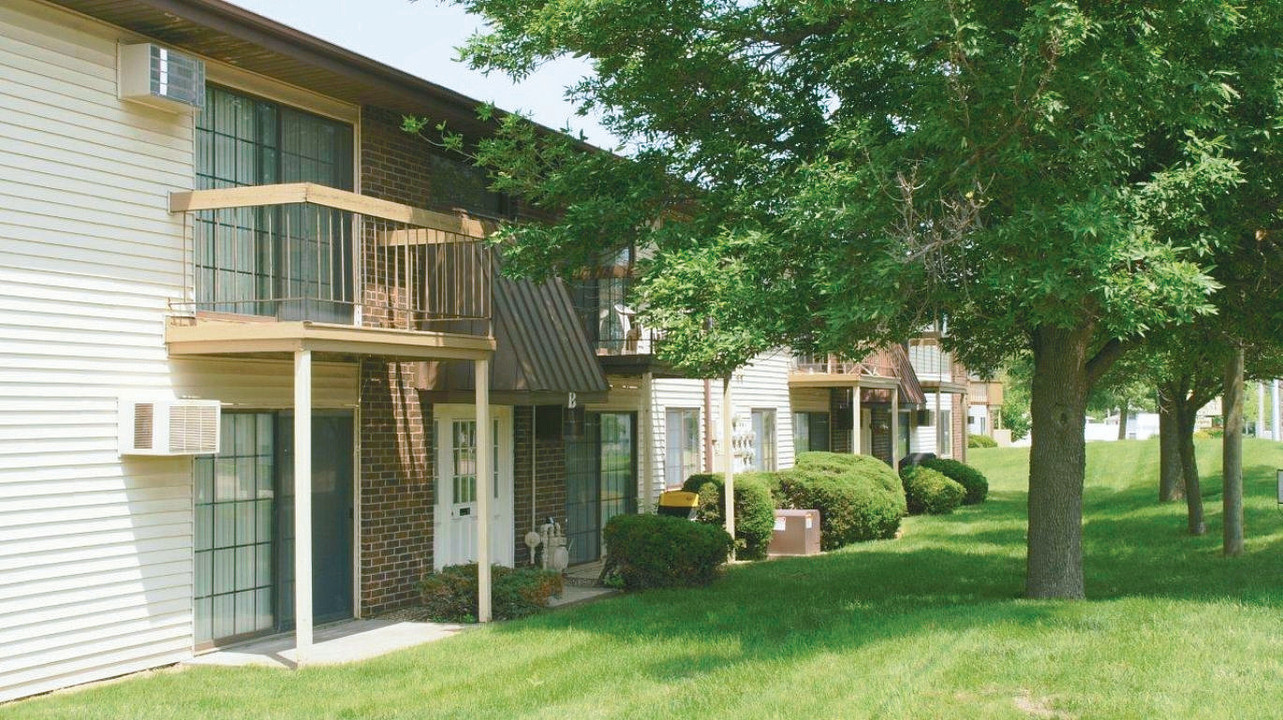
767 509 821 557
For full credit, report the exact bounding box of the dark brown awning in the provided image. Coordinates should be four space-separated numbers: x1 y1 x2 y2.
892 345 926 406
418 269 608 404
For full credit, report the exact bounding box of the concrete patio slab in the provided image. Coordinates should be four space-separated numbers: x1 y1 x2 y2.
185 618 470 669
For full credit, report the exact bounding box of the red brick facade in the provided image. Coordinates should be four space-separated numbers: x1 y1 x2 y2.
359 359 433 614
511 406 570 566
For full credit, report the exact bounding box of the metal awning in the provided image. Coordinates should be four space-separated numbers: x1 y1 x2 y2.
892 345 927 406
418 270 608 403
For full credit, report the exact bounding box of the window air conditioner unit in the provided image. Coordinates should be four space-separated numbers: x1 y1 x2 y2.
119 398 221 456
118 43 205 112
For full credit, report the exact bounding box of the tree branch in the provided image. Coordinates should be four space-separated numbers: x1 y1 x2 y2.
1086 338 1130 387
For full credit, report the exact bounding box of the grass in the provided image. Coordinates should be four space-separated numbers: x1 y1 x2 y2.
11 438 1283 719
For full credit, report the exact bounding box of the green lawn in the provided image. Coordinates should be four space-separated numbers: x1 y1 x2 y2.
12 439 1283 719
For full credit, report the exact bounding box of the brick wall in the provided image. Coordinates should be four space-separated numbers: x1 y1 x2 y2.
359 359 433 615
953 394 967 463
511 406 569 566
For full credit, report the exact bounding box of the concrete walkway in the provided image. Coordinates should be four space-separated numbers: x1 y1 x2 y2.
185 618 470 669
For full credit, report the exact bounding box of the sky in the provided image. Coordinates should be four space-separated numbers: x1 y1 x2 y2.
226 0 617 148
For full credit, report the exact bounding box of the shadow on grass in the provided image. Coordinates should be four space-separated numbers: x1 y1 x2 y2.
485 450 1283 687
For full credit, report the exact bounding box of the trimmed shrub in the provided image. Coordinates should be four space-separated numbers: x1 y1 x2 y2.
681 471 777 560
921 457 989 504
968 433 998 449
794 452 907 516
776 466 903 549
900 465 965 515
602 513 733 590
420 564 564 622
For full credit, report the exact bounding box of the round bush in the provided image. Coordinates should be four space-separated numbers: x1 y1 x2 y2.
900 465 965 515
420 564 564 622
681 472 777 560
776 466 903 549
921 457 989 504
602 514 733 590
794 452 907 517
968 433 998 449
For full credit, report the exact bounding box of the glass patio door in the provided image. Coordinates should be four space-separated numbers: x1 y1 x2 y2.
194 85 354 321
565 412 637 565
194 411 354 648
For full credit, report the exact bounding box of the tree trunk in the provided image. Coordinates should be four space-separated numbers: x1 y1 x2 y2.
1176 403 1205 535
1222 347 1245 556
1157 393 1184 502
1027 325 1091 599
1118 400 1129 440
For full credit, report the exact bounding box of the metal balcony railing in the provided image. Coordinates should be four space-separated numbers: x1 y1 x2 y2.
570 273 662 356
169 183 491 334
791 349 899 378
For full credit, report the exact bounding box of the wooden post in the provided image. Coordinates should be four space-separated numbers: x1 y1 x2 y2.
641 371 655 511
293 349 313 665
890 388 900 471
475 357 493 622
851 386 861 455
722 376 735 559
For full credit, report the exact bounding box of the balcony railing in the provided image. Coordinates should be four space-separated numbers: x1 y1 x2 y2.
791 349 899 378
169 183 491 334
570 273 662 356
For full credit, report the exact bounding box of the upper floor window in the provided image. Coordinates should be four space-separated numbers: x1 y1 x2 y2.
197 85 353 190
192 86 355 321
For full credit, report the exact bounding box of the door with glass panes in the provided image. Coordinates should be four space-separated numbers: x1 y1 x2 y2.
433 406 514 569
193 412 353 648
565 412 638 565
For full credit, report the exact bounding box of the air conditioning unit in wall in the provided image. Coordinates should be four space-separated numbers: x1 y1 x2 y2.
119 398 221 456
118 43 206 112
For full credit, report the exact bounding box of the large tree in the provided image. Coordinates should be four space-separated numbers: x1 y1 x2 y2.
440 1 1281 597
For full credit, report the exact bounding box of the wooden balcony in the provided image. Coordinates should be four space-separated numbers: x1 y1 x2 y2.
789 349 901 389
166 183 495 361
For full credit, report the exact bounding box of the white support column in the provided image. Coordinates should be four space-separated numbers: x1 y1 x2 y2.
721 376 735 559
890 388 900 472
293 349 313 666
1258 382 1266 439
1271 379 1279 440
641 371 656 511
851 386 862 455
475 357 492 623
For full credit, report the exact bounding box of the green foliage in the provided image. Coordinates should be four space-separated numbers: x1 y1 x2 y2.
900 465 966 516
968 434 998 449
681 472 777 560
920 458 989 505
777 454 904 549
794 451 907 516
419 564 563 622
601 514 732 590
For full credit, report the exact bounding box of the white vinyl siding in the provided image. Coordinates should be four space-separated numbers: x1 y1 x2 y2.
591 350 797 502
0 0 359 702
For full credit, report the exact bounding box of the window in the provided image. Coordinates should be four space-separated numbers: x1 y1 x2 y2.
938 408 953 456
665 408 700 487
194 85 354 320
793 412 830 453
751 409 777 471
194 413 275 645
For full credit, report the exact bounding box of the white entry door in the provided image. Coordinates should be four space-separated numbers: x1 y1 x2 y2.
433 405 514 570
